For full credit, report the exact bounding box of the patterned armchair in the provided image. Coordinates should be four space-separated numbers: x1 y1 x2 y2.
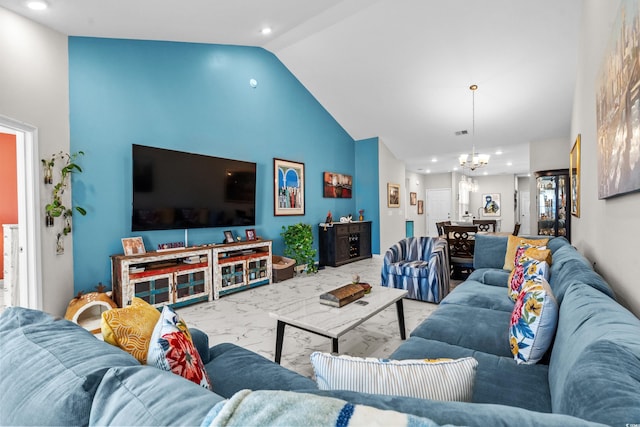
381 237 450 303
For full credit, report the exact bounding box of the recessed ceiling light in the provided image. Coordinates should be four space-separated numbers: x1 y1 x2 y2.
506 161 513 166
495 150 503 155
426 169 431 174
453 167 458 171
431 157 437 163
483 171 488 175
26 0 47 10
261 27 272 35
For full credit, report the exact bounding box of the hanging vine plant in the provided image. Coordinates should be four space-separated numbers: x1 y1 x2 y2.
42 151 87 234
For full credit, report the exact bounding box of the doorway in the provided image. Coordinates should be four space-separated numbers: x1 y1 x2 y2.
426 188 451 236
519 191 531 235
0 115 43 310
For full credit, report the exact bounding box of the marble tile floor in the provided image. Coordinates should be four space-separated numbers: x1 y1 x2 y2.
177 256 442 379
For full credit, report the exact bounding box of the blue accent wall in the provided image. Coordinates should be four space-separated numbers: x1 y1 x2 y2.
69 37 358 292
355 137 380 254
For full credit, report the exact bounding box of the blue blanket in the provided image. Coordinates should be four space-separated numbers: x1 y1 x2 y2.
201 389 454 427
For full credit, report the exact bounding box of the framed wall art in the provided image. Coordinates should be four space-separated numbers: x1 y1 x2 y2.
323 171 352 198
410 192 417 205
596 0 640 199
417 200 424 214
570 134 581 217
482 193 501 217
274 158 305 216
387 183 400 208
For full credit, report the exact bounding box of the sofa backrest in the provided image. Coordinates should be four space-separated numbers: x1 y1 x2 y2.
473 235 570 270
0 307 140 426
548 283 640 426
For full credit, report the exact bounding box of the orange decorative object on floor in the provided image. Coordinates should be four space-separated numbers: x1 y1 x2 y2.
64 287 117 334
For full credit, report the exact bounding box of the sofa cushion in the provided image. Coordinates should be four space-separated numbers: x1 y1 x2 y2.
147 305 212 389
89 366 223 426
205 342 317 398
101 297 160 363
546 236 570 253
387 260 431 277
440 280 514 312
410 304 512 358
390 336 552 412
0 307 139 427
310 352 477 402
472 234 508 270
503 236 549 271
467 268 510 287
509 278 558 364
549 283 640 426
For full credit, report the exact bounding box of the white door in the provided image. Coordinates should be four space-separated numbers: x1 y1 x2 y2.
519 191 531 235
426 188 451 236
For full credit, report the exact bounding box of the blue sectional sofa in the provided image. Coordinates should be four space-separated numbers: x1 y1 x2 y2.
1 235 639 426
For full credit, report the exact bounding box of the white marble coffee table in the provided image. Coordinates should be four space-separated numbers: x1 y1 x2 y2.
269 286 408 363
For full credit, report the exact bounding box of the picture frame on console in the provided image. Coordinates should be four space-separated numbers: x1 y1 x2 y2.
274 158 305 216
223 230 234 244
122 237 145 255
570 134 581 217
245 229 256 241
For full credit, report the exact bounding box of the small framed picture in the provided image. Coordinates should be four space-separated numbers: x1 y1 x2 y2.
410 192 417 205
417 200 424 215
245 228 257 241
223 230 234 244
387 183 400 208
122 237 146 256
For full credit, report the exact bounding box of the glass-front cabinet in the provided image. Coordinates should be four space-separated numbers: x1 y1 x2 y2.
535 169 570 242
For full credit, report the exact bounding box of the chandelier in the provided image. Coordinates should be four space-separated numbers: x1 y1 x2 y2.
459 84 490 171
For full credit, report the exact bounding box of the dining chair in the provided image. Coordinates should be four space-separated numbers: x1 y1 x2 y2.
435 221 451 236
512 223 521 236
443 225 477 279
473 219 497 232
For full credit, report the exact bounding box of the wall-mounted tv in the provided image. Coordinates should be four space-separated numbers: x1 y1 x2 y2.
132 144 256 231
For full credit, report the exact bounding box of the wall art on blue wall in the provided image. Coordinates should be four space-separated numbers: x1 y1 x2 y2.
274 158 305 216
323 171 352 198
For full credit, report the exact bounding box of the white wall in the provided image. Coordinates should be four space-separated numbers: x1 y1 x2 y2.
405 171 426 236
469 175 517 232
0 7 72 315
378 139 406 252
571 0 640 316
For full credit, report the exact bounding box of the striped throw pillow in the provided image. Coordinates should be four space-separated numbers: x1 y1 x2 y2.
310 352 477 402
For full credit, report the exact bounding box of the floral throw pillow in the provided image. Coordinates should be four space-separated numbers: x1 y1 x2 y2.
508 246 551 301
147 305 211 389
509 277 558 364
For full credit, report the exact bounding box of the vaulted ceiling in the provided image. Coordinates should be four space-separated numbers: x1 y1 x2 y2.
0 0 582 175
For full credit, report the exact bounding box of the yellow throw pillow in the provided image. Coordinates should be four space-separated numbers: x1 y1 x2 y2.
523 247 552 266
101 297 160 363
503 236 549 270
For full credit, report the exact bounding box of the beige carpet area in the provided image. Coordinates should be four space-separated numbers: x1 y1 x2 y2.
177 256 446 379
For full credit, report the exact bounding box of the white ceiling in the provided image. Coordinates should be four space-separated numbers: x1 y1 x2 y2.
0 0 582 176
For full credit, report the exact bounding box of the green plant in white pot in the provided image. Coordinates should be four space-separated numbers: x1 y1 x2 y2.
281 223 317 274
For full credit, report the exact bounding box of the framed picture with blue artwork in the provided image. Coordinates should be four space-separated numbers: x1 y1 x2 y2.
274 158 305 216
482 193 501 217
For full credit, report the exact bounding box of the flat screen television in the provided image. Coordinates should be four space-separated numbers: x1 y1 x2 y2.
132 144 256 231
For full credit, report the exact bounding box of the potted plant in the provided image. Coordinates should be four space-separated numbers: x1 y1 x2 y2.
281 222 318 274
43 151 87 228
